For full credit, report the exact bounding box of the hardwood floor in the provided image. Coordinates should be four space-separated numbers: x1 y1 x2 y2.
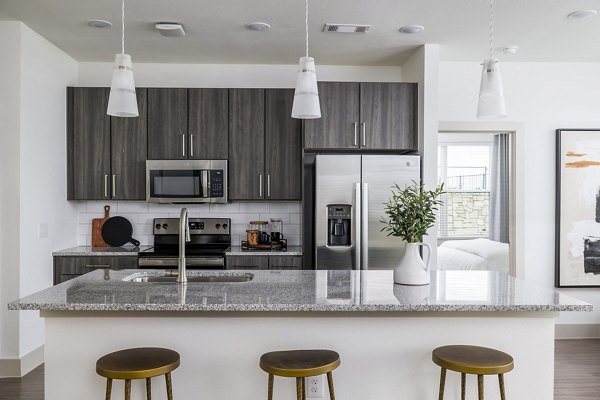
0 364 43 400
0 340 598 399
555 339 600 399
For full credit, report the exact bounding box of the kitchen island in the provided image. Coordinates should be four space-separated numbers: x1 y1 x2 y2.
10 269 590 400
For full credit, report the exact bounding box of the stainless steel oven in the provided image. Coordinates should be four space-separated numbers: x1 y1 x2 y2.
146 160 228 203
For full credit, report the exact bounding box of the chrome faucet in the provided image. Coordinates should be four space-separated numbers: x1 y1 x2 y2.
177 207 191 284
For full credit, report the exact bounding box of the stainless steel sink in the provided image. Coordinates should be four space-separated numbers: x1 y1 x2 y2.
123 272 253 283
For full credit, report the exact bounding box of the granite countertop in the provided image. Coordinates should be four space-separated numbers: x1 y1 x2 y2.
226 246 303 256
8 269 591 313
53 246 153 257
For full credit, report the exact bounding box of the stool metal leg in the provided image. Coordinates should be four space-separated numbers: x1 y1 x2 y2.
461 373 466 400
498 374 506 400
438 368 446 400
267 374 274 400
124 379 131 400
165 372 173 400
105 378 112 400
327 372 336 400
296 377 302 400
302 378 306 400
477 375 484 400
146 377 152 400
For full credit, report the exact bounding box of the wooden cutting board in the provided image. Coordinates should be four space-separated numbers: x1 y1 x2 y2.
91 205 110 247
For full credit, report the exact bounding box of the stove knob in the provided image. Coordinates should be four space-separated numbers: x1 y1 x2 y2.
215 223 221 229
222 223 228 229
162 223 169 230
155 224 161 230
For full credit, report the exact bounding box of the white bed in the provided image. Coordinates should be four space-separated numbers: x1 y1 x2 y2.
436 238 509 274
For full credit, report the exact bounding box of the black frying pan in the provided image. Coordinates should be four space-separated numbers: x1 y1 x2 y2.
101 216 140 247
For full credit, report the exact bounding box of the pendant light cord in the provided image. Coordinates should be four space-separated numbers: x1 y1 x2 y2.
488 0 494 60
305 0 309 58
121 0 125 54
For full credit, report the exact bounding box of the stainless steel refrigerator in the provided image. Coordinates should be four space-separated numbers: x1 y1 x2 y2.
305 154 420 270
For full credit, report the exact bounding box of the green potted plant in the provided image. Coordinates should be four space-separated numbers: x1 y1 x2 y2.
380 181 444 285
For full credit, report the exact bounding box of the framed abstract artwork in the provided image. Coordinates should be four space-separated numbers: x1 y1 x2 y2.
556 129 600 287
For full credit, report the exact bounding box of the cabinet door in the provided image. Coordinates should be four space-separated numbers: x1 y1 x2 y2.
188 89 229 159
265 89 302 200
226 256 269 270
304 82 360 150
70 87 111 200
53 256 138 285
147 88 188 159
111 89 148 200
360 82 418 150
269 256 303 270
228 89 265 200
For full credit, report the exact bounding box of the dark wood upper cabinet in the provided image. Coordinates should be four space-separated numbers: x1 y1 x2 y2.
188 89 229 159
360 82 418 151
228 89 265 200
304 82 360 150
69 87 111 200
265 89 302 200
147 88 188 159
110 89 148 200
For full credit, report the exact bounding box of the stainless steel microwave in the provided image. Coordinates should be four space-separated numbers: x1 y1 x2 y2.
146 160 228 204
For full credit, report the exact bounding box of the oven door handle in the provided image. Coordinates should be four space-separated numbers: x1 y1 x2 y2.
139 257 225 268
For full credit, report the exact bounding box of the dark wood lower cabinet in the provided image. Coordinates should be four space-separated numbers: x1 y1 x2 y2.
226 255 303 270
53 256 138 285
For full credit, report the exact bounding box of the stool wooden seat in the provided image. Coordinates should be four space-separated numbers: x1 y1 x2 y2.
96 347 180 400
432 345 514 400
260 349 340 400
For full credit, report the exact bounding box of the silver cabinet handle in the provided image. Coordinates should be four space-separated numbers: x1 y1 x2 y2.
190 134 194 158
267 174 271 197
259 174 263 197
361 122 366 147
86 264 110 269
353 122 358 147
104 175 108 198
182 134 186 157
112 175 116 198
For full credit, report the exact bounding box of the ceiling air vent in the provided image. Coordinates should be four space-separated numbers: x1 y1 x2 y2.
323 24 371 33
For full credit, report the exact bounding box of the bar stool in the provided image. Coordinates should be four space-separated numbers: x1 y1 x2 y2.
96 347 180 400
259 349 340 400
432 345 514 400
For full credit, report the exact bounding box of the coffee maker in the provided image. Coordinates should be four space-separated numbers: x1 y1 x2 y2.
327 205 352 246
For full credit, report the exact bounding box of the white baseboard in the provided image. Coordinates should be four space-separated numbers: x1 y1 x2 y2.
0 345 44 378
555 324 600 339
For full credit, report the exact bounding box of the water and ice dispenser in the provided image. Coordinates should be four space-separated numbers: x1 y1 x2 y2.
327 204 352 247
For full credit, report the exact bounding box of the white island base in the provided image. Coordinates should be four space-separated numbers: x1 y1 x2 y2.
44 311 555 400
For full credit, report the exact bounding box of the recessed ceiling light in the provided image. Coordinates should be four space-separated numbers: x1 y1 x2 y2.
87 20 112 28
245 22 271 31
502 45 519 55
399 25 424 34
155 22 185 37
567 9 598 19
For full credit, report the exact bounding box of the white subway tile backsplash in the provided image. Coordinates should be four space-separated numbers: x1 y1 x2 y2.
77 201 302 247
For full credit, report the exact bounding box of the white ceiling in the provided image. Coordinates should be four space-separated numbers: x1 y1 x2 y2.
1 0 600 65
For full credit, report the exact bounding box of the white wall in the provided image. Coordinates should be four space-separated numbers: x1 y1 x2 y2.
438 62 600 324
0 21 22 360
0 21 78 369
78 62 403 87
18 24 78 356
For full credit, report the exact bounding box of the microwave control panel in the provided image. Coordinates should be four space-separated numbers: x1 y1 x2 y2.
209 170 224 197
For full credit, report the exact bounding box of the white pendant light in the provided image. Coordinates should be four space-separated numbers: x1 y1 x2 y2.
291 0 321 119
107 0 138 117
477 0 506 119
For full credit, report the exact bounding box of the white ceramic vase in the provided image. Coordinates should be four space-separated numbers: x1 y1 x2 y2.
393 242 431 285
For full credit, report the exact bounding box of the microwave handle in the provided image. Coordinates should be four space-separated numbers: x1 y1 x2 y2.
201 170 209 198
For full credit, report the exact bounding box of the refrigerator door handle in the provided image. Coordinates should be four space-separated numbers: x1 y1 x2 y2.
355 182 361 271
362 182 369 270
